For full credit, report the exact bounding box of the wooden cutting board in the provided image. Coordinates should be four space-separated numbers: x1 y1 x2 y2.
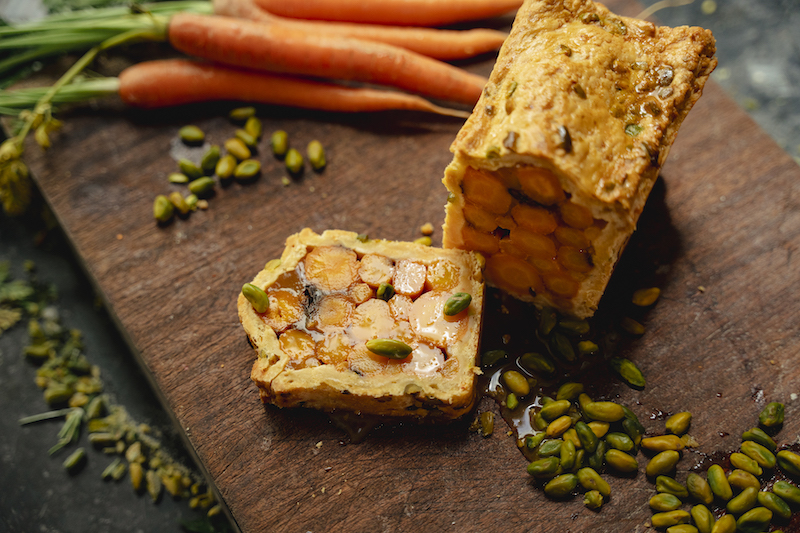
17 1 800 531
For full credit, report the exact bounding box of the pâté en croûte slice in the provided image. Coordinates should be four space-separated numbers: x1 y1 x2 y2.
239 229 485 419
442 0 717 318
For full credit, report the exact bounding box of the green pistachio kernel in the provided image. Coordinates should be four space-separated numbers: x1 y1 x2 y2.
443 292 471 316
200 145 221 175
178 125 204 144
366 339 413 359
270 130 289 157
242 283 269 313
307 140 327 171
153 195 174 223
285 148 304 174
758 402 784 428
178 158 203 179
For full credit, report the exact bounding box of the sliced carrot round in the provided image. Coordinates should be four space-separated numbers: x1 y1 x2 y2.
462 167 513 215
485 253 543 295
460 226 500 255
511 204 558 234
463 201 498 233
509 227 557 259
557 246 593 273
560 201 594 229
554 226 591 250
305 245 359 291
517 166 565 206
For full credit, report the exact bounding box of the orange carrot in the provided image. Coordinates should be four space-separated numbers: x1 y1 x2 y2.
252 0 522 27
117 59 470 117
167 12 487 106
212 0 507 61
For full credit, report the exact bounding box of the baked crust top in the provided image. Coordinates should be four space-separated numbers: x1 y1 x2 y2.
450 0 717 207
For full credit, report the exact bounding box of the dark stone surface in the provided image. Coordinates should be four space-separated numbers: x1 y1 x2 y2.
0 217 216 533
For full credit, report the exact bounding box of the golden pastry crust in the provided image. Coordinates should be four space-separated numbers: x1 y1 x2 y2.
239 229 485 420
443 0 716 317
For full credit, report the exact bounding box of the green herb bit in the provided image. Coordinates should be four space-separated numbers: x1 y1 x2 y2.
49 407 84 455
18 407 75 425
625 123 644 137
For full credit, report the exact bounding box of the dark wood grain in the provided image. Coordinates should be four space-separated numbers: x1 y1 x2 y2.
15 1 800 530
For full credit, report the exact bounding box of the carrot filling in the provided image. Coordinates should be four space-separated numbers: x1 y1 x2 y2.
258 247 471 377
458 165 605 309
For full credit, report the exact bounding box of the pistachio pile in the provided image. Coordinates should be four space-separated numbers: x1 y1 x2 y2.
3 261 223 523
153 106 327 223
642 402 799 533
516 381 655 510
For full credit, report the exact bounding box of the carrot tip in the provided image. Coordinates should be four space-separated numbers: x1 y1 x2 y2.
431 105 472 119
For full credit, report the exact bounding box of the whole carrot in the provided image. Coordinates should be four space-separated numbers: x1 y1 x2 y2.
167 12 487 106
252 0 523 26
116 59 470 116
212 0 507 61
